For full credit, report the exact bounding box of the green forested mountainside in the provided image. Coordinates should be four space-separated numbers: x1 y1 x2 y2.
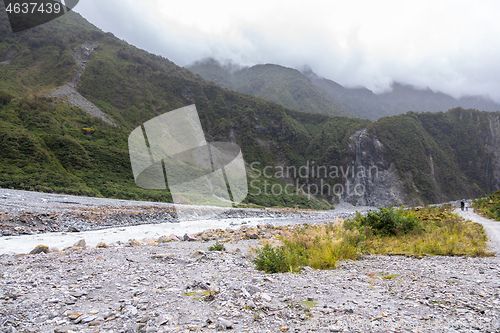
1 89 497 206
303 108 500 205
0 92 334 208
0 7 102 96
188 59 350 118
368 110 498 203
0 95 162 200
0 4 499 207
0 5 331 207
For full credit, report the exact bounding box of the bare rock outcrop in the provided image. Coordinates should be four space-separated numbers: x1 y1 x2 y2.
50 43 116 126
342 128 407 207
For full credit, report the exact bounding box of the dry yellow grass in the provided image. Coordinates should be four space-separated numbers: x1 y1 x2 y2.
253 206 493 273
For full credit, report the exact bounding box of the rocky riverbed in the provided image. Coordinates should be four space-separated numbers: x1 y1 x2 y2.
0 189 364 240
0 189 499 332
0 236 499 333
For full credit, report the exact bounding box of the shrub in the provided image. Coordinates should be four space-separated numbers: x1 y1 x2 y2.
473 191 500 221
208 241 225 251
252 244 290 273
347 206 421 236
0 91 13 105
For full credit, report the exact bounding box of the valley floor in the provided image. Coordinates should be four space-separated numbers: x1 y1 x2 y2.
0 193 498 332
0 235 499 332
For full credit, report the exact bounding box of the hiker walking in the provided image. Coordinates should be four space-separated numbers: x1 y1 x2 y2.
460 200 465 211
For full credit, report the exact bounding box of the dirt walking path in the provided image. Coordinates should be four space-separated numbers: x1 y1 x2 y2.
456 208 500 254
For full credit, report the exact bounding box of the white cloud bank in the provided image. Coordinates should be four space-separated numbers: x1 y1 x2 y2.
75 0 500 101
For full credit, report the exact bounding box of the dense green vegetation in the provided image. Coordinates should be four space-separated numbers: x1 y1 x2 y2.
0 96 169 200
346 206 421 236
304 108 500 205
0 95 330 207
373 109 498 203
253 206 492 273
0 5 102 96
473 191 500 221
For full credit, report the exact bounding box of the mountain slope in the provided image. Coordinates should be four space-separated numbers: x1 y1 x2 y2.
0 4 499 208
305 69 500 120
188 59 350 117
0 5 332 208
305 108 500 206
188 59 500 120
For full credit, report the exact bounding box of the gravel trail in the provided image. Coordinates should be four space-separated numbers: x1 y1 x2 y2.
456 208 500 254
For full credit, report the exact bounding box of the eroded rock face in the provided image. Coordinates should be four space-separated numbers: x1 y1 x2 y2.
486 114 500 191
341 128 407 207
341 116 500 206
49 43 116 126
72 43 98 87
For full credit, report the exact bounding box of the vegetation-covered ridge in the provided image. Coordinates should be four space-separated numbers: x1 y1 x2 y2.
188 59 350 118
473 191 500 221
305 108 500 206
0 93 165 200
252 205 493 273
2 87 498 208
0 4 500 207
0 94 329 207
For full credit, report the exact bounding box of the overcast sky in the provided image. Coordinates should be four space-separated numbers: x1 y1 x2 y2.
74 0 500 101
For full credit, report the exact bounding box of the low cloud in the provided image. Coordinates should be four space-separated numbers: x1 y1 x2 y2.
75 0 500 102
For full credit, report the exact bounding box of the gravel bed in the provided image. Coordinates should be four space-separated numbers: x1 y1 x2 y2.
1 189 498 332
0 189 367 237
0 240 499 333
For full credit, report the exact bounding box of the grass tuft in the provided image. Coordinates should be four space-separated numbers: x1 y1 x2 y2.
208 241 226 252
300 300 318 308
252 223 363 273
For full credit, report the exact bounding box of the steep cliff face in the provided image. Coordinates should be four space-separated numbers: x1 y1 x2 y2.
485 114 500 191
336 111 500 206
341 128 407 207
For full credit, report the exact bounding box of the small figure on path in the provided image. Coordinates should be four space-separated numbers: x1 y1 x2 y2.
460 200 465 211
